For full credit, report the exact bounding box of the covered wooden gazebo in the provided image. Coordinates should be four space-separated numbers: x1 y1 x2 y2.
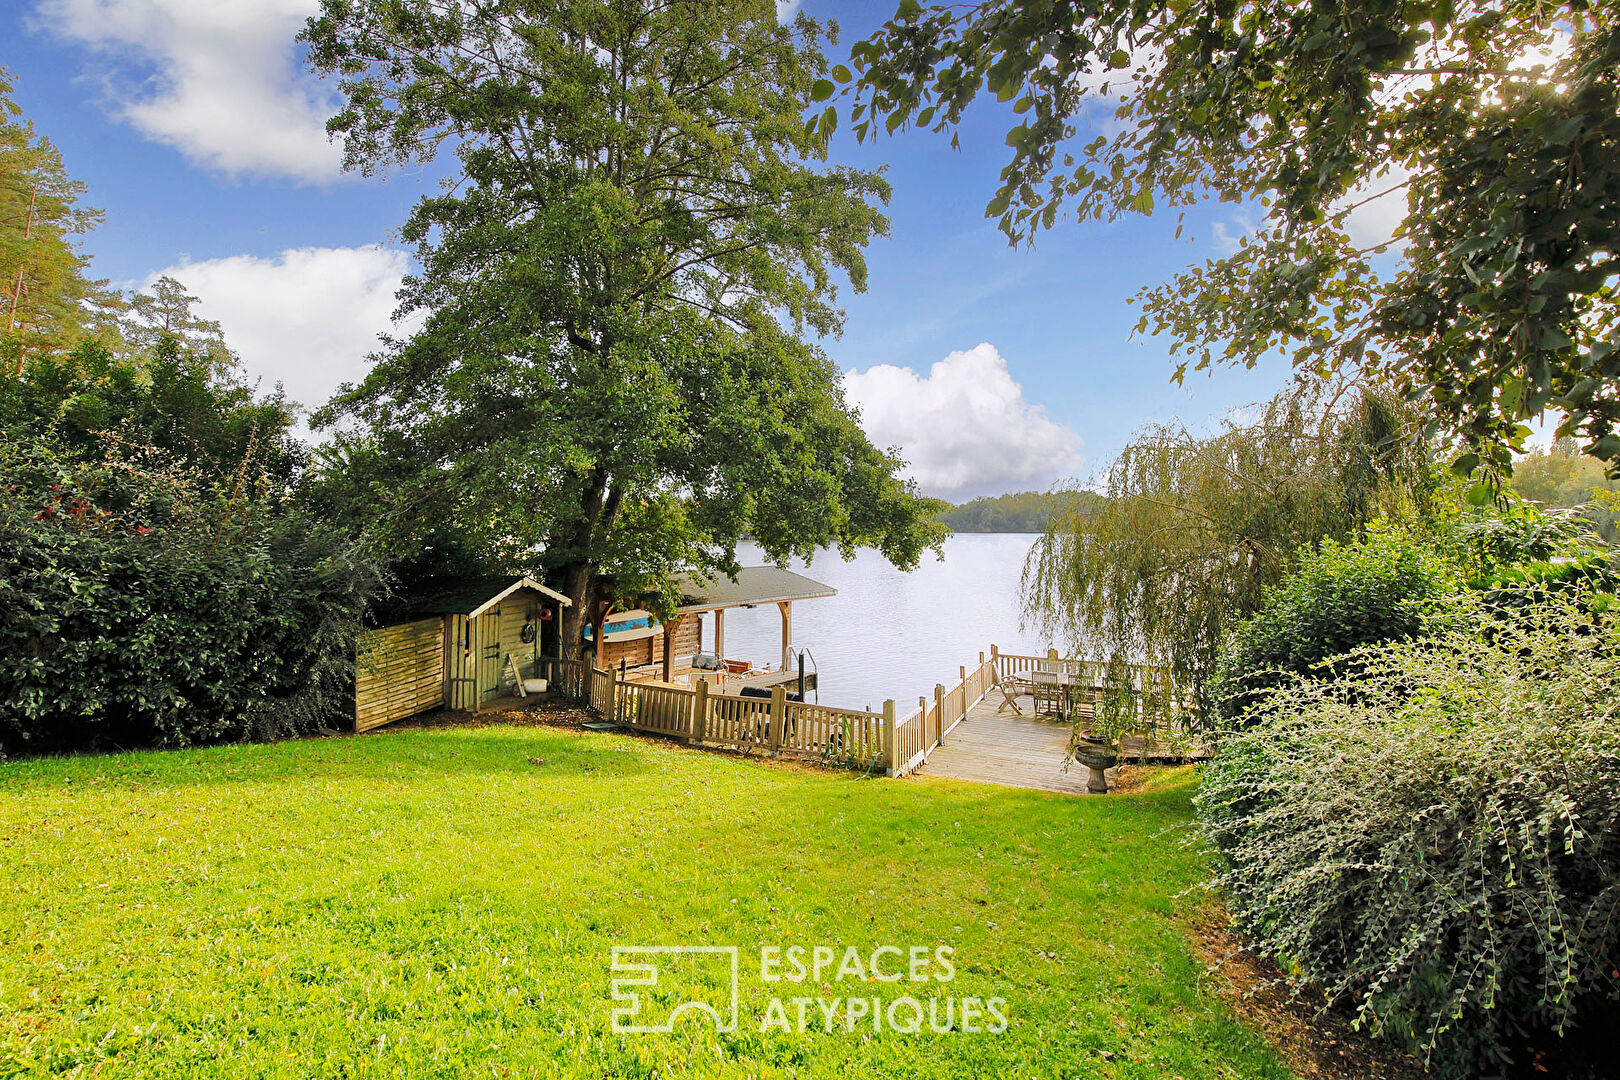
584 566 836 685
668 566 836 682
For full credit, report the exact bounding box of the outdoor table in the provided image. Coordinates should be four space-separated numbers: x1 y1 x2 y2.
1031 671 1101 721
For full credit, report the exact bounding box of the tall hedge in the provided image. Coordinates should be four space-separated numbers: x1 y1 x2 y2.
0 440 382 755
1199 602 1620 1077
1212 524 1464 722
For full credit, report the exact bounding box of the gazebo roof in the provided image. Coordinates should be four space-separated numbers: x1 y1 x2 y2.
674 566 835 613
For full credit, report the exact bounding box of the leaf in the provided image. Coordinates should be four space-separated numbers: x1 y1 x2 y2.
1450 452 1481 477
1108 50 1130 69
1465 480 1495 506
831 65 852 84
810 79 835 103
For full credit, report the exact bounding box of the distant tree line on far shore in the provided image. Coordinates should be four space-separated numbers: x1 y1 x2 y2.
938 490 1101 533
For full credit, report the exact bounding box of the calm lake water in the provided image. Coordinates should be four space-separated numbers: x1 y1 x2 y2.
701 534 1052 712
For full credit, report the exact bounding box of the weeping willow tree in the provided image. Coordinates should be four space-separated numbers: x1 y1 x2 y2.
1023 383 1432 722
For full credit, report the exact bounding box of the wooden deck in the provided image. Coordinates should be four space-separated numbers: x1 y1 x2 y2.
914 693 1203 796
916 695 1093 794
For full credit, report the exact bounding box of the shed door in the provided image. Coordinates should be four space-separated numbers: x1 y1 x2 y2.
355 618 445 732
478 609 505 704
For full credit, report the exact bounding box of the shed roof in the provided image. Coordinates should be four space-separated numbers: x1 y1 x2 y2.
404 574 571 619
675 566 836 612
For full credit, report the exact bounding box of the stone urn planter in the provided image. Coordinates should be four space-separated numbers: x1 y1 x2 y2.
1072 736 1118 795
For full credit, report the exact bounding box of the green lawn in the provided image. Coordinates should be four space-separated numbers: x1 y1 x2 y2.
0 719 1293 1079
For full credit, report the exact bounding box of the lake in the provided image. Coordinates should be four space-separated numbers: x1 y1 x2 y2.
700 534 1052 712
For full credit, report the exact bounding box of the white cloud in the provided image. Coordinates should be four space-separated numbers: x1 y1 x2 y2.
843 343 1083 501
1211 210 1254 256
147 246 412 420
1339 163 1412 253
775 0 803 18
32 0 341 181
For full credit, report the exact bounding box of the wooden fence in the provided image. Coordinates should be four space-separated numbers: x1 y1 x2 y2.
887 653 998 777
355 618 445 732
536 645 1186 777
536 649 999 777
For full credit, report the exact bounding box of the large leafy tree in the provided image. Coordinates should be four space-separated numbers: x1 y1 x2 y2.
848 2 1620 484
304 0 945 651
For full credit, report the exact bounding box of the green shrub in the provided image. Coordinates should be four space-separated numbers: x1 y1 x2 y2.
1214 524 1463 721
0 440 382 755
1198 602 1620 1077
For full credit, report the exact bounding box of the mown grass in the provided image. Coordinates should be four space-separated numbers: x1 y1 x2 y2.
0 720 1291 1079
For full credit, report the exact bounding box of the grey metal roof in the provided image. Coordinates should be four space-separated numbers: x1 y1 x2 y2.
675 566 836 612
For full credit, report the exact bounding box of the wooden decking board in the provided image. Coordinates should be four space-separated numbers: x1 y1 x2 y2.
917 696 1090 795
915 694 1202 796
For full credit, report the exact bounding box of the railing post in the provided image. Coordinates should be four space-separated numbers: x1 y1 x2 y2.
935 684 946 747
883 699 897 776
769 685 786 756
692 677 708 745
991 644 1000 680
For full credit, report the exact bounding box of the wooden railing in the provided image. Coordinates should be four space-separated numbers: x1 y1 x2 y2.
888 653 1000 778
536 645 1180 777
538 656 589 701
991 648 1160 688
615 680 695 737
990 648 1193 736
783 698 888 769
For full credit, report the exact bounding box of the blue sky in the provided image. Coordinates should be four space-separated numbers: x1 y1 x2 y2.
4 0 1305 501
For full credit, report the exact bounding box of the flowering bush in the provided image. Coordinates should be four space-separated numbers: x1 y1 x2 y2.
1198 601 1620 1077
0 439 382 755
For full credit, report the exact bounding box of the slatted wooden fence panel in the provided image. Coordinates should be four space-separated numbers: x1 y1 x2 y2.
355 618 445 732
618 681 696 737
588 666 615 715
704 692 772 751
540 657 589 701
780 700 886 766
891 706 927 776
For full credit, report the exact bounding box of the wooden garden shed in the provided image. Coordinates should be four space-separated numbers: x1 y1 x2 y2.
355 575 572 732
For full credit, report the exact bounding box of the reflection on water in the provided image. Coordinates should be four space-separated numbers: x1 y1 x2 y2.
701 534 1052 712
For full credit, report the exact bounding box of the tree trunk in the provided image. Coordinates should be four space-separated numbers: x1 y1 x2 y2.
548 470 624 660
554 559 594 659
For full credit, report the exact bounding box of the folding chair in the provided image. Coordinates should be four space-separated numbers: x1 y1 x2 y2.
993 671 1026 715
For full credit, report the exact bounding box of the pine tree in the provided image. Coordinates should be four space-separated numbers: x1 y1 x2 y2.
0 68 110 374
